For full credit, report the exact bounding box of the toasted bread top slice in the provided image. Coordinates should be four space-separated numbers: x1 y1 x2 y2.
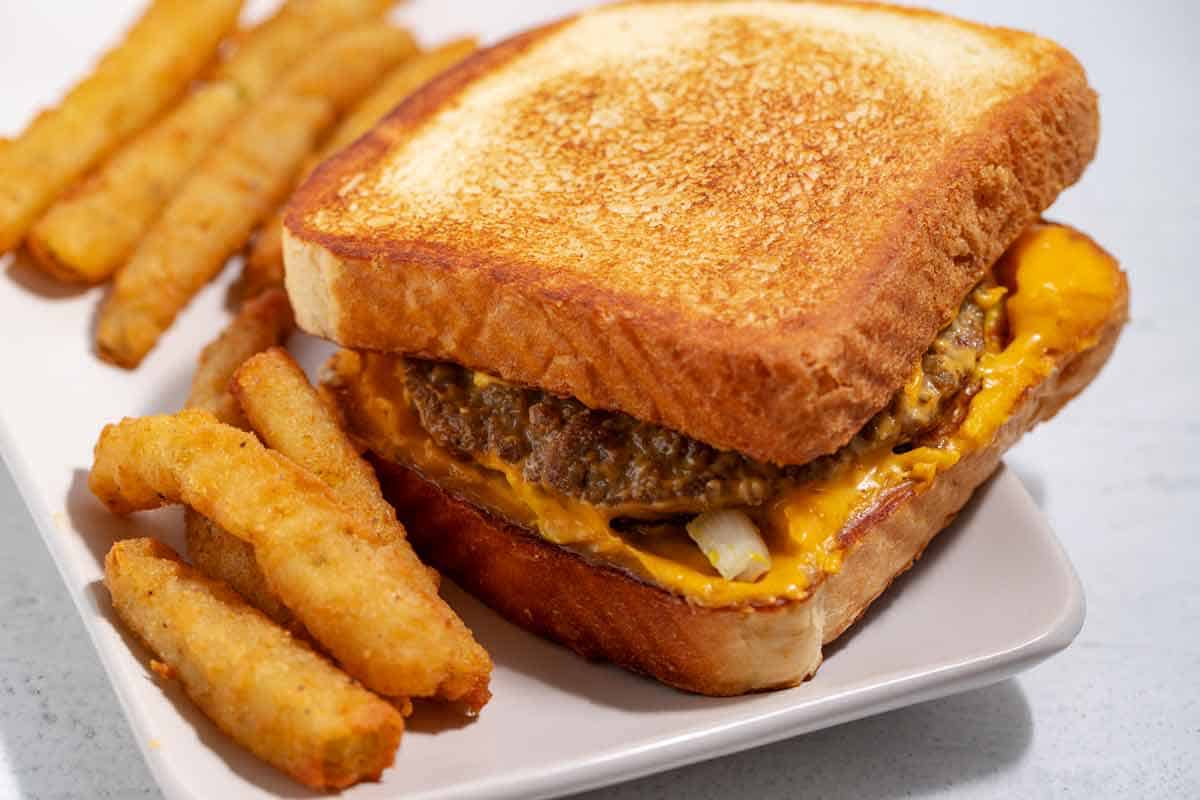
285 0 1098 465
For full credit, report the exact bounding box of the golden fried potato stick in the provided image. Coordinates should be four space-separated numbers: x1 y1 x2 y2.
27 82 243 284
186 289 294 424
329 38 479 152
184 513 299 629
231 347 409 541
241 37 478 298
91 411 493 709
94 93 328 368
96 25 418 368
28 0 397 284
215 0 397 99
231 347 439 588
181 288 298 627
190 338 434 630
0 0 242 253
105 538 403 789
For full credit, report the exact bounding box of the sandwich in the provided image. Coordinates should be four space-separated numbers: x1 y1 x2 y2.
281 1 1128 695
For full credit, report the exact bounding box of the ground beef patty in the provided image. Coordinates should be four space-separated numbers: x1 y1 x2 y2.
866 286 990 444
405 283 996 516
405 361 790 513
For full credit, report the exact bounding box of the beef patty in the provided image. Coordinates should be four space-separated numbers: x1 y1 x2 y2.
404 282 997 516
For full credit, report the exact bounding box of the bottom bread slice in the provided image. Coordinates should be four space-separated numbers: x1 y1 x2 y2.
376 456 825 694
367 275 1125 696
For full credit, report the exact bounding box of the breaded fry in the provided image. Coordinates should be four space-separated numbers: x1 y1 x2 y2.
186 289 294 424
231 348 405 542
0 0 241 253
182 288 296 627
28 83 244 284
95 25 418 368
241 215 293 303
325 38 479 155
215 0 397 99
28 0 397 284
94 93 329 368
91 411 493 709
231 347 439 587
242 37 478 298
190 336 435 625
184 512 298 629
105 538 403 789
277 28 419 114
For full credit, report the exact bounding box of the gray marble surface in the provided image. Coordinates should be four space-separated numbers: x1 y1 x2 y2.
2 1 1198 798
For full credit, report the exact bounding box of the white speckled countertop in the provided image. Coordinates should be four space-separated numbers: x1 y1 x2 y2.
1 1 1197 798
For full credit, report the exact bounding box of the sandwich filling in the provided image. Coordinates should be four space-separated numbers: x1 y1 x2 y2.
330 224 1123 607
403 284 991 519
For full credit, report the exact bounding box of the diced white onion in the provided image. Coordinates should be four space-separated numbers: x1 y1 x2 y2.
685 510 771 582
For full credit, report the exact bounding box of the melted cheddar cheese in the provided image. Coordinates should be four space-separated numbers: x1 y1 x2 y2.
345 224 1123 608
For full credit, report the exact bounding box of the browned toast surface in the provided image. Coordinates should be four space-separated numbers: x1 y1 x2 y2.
287 1 1098 464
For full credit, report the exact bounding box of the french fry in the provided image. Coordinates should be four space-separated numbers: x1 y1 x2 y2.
94 92 328 368
277 28 420 114
190 336 436 630
28 0 397 284
91 410 493 709
0 0 242 253
231 347 409 543
243 37 478 299
323 38 479 156
95 24 417 368
186 289 294 423
185 513 299 629
105 538 403 789
182 288 297 627
215 0 397 100
27 83 244 284
231 347 439 587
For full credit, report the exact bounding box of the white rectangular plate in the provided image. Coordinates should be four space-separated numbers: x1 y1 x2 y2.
0 2 1084 799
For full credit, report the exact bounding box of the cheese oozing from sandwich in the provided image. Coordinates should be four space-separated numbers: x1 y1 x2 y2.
330 224 1123 607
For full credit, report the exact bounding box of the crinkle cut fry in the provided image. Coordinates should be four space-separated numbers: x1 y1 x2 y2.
183 288 299 629
91 410 492 709
230 346 439 588
0 0 242 252
27 0 400 283
104 537 403 789
95 24 418 367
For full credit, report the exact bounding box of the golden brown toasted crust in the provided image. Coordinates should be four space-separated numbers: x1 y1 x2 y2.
286 1 1099 465
367 271 1127 695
